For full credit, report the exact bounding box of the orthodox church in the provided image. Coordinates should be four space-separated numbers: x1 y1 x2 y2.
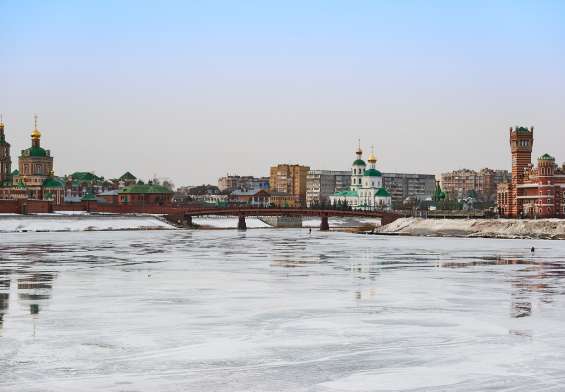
0 117 65 204
329 144 392 210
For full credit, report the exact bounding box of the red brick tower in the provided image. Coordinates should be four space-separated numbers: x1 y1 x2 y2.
537 154 556 217
0 119 11 185
509 126 533 217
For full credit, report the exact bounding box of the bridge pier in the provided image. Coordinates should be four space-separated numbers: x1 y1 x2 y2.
237 215 247 231
185 215 193 227
320 215 329 231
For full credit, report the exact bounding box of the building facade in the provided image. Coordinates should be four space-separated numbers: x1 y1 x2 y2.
381 173 436 205
218 175 269 192
497 127 565 218
118 183 174 206
306 170 351 207
0 121 11 186
269 164 310 206
441 168 511 202
329 145 391 210
0 118 65 204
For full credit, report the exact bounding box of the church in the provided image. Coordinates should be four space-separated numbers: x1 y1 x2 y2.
329 144 392 210
0 117 65 204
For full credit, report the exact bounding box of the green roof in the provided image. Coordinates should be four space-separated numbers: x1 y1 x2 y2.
119 183 173 194
375 187 390 197
363 168 382 177
539 153 555 161
11 169 19 176
81 193 97 201
43 177 65 188
71 172 102 181
22 146 48 157
515 126 531 133
119 171 137 181
352 159 366 166
333 190 358 197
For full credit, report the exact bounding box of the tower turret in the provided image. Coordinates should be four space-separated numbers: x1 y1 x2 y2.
0 117 12 184
351 140 366 191
509 126 534 217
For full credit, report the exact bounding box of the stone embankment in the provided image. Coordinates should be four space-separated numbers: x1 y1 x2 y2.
376 218 565 240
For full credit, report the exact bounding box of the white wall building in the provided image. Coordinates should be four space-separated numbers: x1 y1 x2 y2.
329 145 392 210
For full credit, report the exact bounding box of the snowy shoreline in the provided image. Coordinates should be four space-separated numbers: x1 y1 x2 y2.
0 214 175 232
376 217 565 240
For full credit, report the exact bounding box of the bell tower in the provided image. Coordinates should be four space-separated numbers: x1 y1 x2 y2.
509 126 534 217
0 117 11 184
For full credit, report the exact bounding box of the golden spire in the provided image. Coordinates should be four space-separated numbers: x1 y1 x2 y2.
31 114 41 139
367 145 377 163
355 138 362 155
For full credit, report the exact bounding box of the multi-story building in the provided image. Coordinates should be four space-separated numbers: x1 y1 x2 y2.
306 170 351 207
497 126 565 218
218 175 269 192
381 173 436 205
269 164 310 206
441 168 511 201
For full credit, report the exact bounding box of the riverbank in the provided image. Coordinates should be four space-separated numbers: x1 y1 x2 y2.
376 217 565 240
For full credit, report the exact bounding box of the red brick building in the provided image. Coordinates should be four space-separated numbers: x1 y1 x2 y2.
497 127 565 218
118 183 173 207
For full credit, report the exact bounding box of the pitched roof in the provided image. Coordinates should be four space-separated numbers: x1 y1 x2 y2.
333 190 358 197
375 187 391 197
119 183 173 194
70 172 102 181
119 171 137 181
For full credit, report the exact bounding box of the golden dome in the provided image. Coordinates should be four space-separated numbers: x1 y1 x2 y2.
367 144 377 163
31 128 41 139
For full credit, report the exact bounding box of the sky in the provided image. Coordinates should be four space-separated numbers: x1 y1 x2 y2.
1 1 564 185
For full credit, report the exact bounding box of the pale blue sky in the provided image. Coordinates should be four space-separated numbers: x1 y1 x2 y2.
1 1 564 184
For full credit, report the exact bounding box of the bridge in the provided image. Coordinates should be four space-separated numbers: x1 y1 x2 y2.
56 203 402 231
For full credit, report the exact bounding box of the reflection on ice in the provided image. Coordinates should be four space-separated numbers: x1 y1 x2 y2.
0 230 565 391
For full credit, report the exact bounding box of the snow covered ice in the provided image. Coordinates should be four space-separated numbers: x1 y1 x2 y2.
1 229 565 391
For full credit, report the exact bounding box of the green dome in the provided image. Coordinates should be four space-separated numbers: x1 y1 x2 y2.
22 146 48 157
352 159 366 166
43 177 64 188
363 168 382 177
539 153 555 161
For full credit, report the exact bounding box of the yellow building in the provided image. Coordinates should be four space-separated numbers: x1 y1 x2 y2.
269 164 310 206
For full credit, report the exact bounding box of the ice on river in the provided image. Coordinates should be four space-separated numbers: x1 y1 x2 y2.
0 214 174 232
1 230 565 391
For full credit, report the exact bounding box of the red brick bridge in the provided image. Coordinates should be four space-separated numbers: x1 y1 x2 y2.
74 204 402 230
0 200 402 231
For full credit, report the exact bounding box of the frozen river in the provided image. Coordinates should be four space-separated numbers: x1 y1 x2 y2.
1 230 565 391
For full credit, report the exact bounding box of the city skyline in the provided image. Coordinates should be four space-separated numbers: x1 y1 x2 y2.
1 1 564 184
